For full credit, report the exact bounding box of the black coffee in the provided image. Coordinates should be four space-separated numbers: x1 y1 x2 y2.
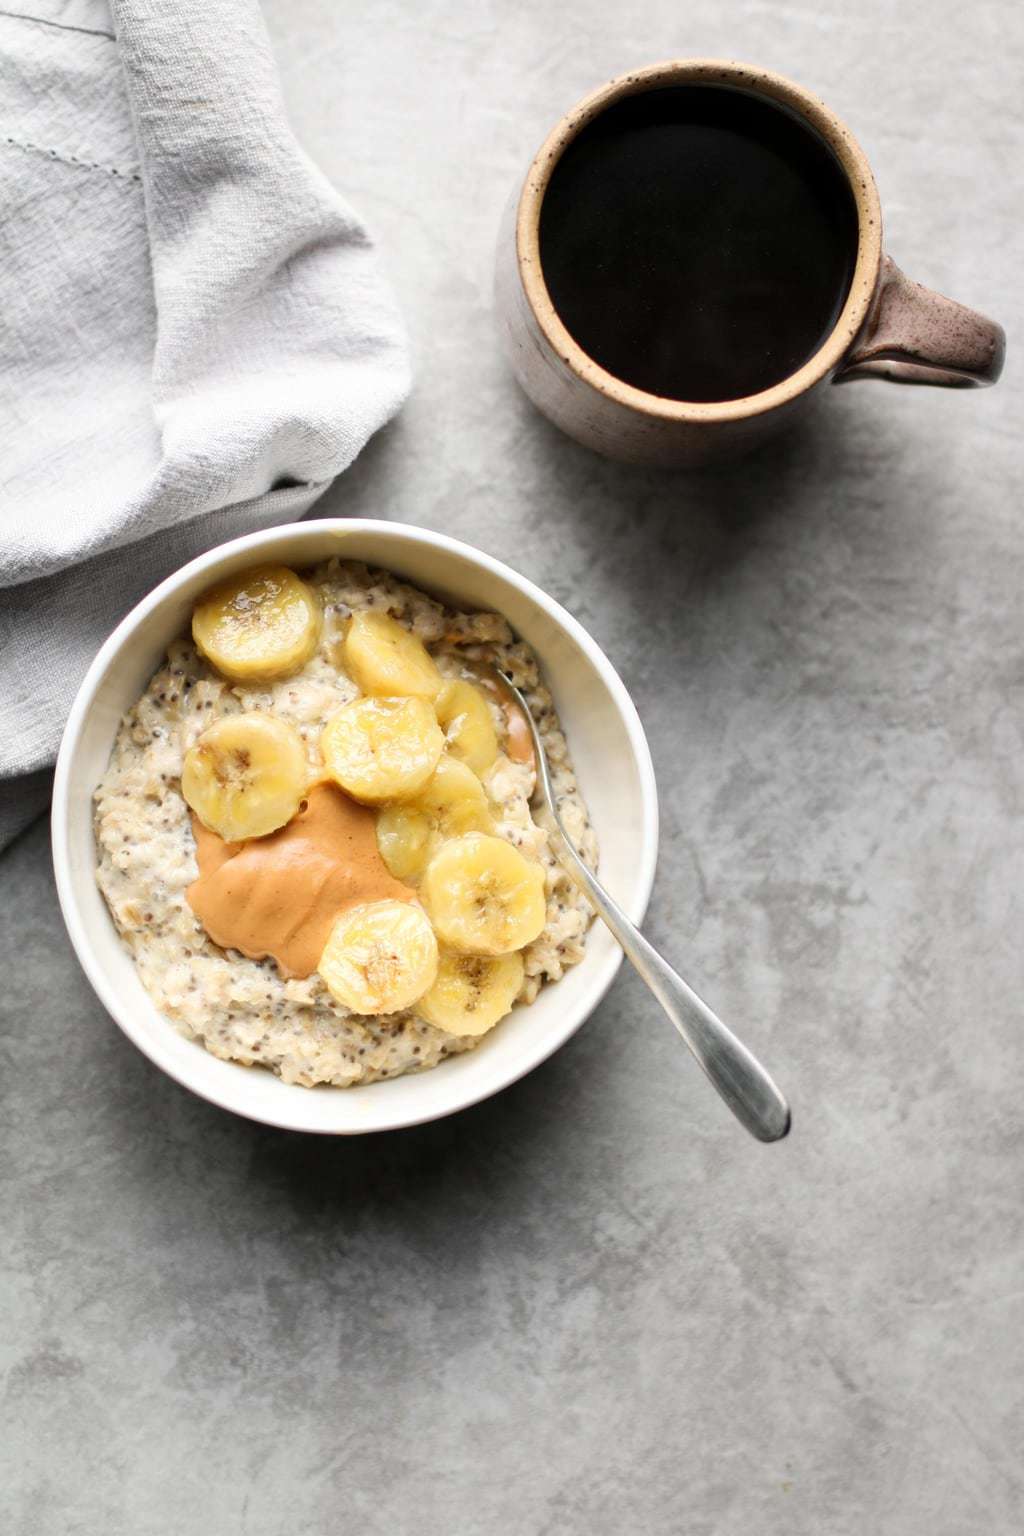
538 85 858 402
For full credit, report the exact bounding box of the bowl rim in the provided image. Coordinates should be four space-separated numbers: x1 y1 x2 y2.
51 518 659 1133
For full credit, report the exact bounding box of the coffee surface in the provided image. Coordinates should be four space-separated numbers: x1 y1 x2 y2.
538 86 859 402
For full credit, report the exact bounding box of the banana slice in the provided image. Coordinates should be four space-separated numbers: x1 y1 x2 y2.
344 610 442 699
376 756 493 881
435 679 499 775
416 949 524 1037
318 899 438 1015
421 832 547 955
321 696 443 804
181 713 307 841
192 565 321 681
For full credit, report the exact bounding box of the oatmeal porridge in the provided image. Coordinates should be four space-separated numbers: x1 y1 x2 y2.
93 559 597 1087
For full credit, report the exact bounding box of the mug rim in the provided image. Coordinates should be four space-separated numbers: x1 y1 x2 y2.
515 58 884 424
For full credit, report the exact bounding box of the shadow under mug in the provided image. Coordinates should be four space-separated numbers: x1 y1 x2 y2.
495 59 1006 466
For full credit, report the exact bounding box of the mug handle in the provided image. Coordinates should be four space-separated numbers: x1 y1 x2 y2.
834 256 1005 389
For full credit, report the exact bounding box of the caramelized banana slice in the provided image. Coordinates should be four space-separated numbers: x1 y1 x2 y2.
376 756 493 881
192 565 321 681
318 899 438 1015
416 949 524 1036
435 679 499 775
182 713 307 841
421 832 547 955
320 696 443 804
343 610 442 699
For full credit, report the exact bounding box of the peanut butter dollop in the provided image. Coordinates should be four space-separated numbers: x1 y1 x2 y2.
187 781 413 979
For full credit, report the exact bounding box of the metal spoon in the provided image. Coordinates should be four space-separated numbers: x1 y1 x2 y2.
500 675 791 1143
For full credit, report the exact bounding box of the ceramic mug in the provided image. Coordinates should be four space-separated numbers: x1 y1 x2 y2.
495 59 1005 466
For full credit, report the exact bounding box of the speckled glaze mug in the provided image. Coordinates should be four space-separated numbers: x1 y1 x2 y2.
495 60 1005 466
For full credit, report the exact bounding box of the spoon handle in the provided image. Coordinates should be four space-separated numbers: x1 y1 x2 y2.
549 824 791 1143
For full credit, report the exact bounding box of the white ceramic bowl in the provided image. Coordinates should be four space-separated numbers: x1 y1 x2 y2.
52 520 658 1133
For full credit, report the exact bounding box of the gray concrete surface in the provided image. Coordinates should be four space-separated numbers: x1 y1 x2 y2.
2 1 1022 1532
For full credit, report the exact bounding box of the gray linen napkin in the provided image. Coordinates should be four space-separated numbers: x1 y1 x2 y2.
0 0 410 849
